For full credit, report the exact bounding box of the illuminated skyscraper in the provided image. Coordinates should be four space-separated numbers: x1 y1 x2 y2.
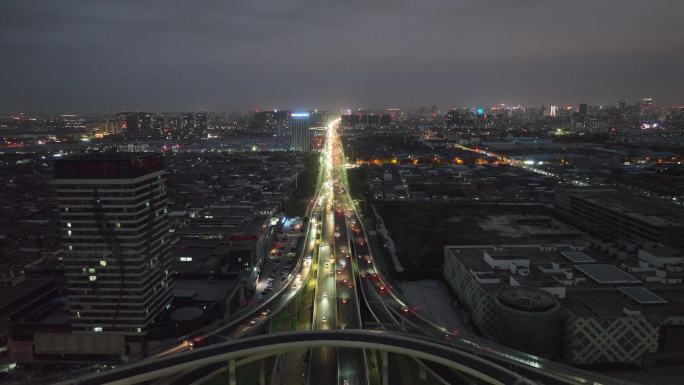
54 153 173 346
549 105 558 117
57 114 85 133
196 112 208 137
290 112 311 152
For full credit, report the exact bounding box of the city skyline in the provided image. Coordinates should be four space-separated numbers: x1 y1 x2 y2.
2 0 684 113
1 97 678 117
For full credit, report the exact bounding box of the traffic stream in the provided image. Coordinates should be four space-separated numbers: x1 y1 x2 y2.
333 123 631 385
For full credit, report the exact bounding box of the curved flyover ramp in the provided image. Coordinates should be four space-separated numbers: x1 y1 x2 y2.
53 330 535 385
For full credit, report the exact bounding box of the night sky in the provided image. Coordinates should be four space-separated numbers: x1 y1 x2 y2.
1 0 683 113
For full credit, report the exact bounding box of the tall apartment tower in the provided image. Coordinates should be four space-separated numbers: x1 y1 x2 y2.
54 153 173 341
290 112 311 152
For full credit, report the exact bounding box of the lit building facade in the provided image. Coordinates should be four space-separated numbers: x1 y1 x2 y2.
290 112 311 152
54 153 173 340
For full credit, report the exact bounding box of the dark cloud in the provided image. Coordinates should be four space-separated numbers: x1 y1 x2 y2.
1 0 683 113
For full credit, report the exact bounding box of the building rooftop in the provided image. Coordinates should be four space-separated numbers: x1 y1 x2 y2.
173 279 238 303
445 242 684 319
575 264 641 284
56 152 161 161
54 152 164 179
560 188 684 227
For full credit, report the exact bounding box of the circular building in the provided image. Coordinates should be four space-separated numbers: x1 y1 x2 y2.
171 306 204 334
493 286 561 357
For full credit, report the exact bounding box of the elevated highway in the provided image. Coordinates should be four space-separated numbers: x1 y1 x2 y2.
52 330 536 385
49 119 635 385
332 123 634 385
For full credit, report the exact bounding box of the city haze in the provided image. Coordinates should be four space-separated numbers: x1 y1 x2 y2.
2 0 684 113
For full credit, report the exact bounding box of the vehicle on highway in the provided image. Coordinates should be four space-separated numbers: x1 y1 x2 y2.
401 306 409 313
341 298 348 304
261 309 271 316
322 291 327 297
322 316 327 323
249 318 259 325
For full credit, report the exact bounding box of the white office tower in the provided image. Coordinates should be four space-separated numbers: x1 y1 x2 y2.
54 153 173 347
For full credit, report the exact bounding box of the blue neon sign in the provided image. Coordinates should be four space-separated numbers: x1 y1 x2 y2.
291 112 310 118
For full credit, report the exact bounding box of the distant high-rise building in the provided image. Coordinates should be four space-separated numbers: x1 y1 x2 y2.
361 114 380 127
386 108 402 122
181 113 195 139
119 112 154 140
309 110 326 127
539 105 547 118
54 153 173 340
290 112 311 152
57 114 85 133
578 103 588 116
618 99 627 111
195 112 208 136
549 105 558 117
341 113 361 128
251 110 290 135
639 98 657 118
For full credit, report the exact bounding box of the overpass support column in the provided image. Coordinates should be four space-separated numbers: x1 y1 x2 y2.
229 359 237 385
381 350 389 385
259 357 266 385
